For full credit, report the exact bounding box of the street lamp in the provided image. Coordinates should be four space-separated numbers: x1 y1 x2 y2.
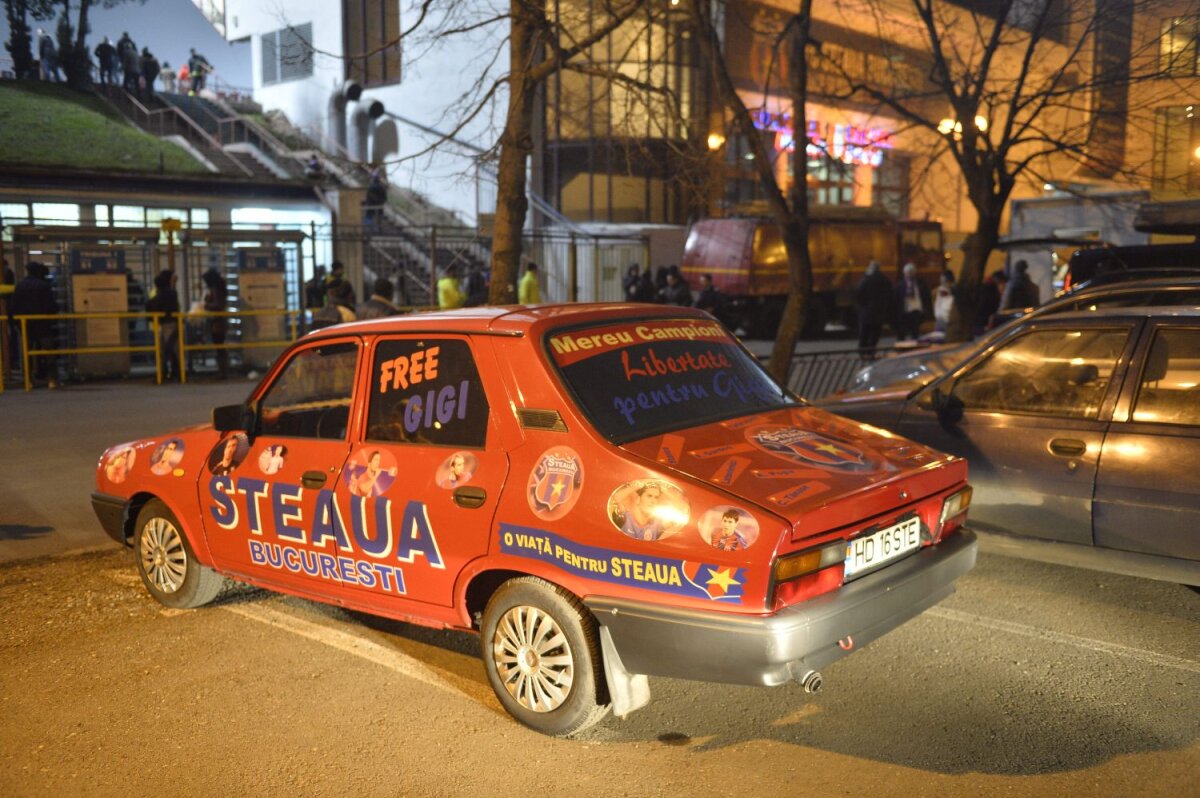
937 115 988 139
707 132 726 151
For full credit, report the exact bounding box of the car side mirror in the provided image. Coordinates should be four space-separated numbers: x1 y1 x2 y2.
213 401 258 436
930 387 964 425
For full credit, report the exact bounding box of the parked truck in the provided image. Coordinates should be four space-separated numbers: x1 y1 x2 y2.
679 213 945 337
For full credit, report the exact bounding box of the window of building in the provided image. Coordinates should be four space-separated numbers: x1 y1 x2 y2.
345 1 401 87
1162 17 1199 76
1152 105 1200 193
262 23 314 85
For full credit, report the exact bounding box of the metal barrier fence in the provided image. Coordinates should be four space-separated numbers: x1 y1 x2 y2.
5 309 304 392
786 347 900 400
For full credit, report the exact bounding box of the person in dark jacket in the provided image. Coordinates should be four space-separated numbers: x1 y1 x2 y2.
975 269 1008 335
695 273 725 316
37 30 60 81
660 270 693 306
894 262 931 342
356 277 402 320
149 270 181 381
854 260 893 353
11 262 59 387
117 32 139 93
201 267 229 378
1001 259 1041 311
140 48 160 100
94 37 117 85
623 264 644 303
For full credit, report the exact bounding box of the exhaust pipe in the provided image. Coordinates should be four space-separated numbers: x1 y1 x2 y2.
327 80 363 151
800 670 823 693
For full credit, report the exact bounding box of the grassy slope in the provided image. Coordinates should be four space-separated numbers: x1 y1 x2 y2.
0 80 209 175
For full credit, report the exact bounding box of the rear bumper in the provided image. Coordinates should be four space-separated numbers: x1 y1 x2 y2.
91 492 130 545
586 530 976 687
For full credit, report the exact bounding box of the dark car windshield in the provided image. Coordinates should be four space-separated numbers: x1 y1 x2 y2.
548 318 794 442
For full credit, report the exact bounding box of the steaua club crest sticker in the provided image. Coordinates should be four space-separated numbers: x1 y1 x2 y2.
746 424 876 471
527 446 584 521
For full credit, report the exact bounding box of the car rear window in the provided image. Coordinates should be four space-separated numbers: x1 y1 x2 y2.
547 318 793 442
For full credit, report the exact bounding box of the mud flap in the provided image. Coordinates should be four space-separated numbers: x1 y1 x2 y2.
599 626 651 718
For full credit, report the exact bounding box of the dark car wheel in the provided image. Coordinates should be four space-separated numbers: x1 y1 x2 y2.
134 499 224 609
480 577 610 737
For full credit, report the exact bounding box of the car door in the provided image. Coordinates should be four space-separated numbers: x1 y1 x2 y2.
200 338 362 595
333 334 509 608
1094 323 1200 562
898 321 1136 544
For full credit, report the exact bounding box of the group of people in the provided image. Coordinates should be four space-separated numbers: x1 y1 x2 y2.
306 262 405 330
144 266 229 382
91 33 212 99
854 258 1043 351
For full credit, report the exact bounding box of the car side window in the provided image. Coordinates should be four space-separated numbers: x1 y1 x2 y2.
951 328 1128 419
259 342 359 439
366 338 489 447
1132 329 1200 426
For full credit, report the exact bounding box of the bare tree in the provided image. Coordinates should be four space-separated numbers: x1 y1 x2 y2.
819 0 1181 334
688 0 815 383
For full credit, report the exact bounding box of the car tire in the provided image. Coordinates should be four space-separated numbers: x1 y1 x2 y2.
134 499 224 609
480 577 610 737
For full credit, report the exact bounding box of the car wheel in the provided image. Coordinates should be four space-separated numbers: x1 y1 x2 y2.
480 577 610 737
134 499 224 609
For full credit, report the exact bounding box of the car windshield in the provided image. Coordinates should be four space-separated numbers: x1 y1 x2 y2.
548 318 794 443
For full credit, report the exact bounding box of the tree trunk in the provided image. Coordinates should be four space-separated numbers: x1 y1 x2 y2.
954 203 1002 336
5 0 34 79
488 5 537 306
767 4 813 385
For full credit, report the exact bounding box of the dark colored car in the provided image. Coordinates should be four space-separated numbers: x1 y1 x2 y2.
1065 242 1200 292
820 306 1200 586
843 278 1200 396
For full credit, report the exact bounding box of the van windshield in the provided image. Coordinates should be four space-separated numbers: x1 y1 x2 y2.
547 318 794 443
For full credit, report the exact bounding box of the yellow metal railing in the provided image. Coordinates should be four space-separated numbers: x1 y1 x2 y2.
6 308 303 392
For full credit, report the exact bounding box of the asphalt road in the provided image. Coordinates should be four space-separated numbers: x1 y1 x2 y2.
1 367 1197 796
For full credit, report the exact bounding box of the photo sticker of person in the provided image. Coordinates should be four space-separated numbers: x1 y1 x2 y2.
150 438 185 476
607 479 690 542
698 505 760 551
344 448 399 497
436 451 477 489
104 446 136 484
208 433 248 476
527 447 584 521
258 444 287 475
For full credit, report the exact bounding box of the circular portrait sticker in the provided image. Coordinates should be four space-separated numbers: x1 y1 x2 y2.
746 424 876 472
527 446 584 521
208 433 248 476
437 451 478 489
608 479 690 542
258 444 288 475
344 448 399 497
698 505 760 551
104 446 137 484
150 438 185 476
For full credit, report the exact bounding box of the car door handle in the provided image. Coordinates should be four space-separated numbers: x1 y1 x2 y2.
453 486 487 509
1049 438 1087 458
301 470 327 489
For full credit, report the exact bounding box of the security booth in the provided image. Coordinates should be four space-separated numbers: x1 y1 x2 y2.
181 227 305 377
9 226 161 380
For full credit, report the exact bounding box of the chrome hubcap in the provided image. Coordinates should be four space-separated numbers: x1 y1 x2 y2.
140 516 187 594
492 605 574 713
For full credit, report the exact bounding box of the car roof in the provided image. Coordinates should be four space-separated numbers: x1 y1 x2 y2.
1061 275 1200 298
300 302 714 341
1026 305 1200 323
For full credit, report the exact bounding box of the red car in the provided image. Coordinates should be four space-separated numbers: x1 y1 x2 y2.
92 304 975 736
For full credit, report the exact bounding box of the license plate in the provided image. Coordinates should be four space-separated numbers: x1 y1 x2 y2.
844 516 921 579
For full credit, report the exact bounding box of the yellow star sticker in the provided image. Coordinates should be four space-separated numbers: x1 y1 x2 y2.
550 476 565 500
815 442 842 455
706 567 740 592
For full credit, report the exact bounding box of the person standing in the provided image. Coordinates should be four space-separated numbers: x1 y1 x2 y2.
1001 259 1041 311
201 268 229 379
304 266 327 311
116 32 139 93
933 269 957 334
854 260 893 352
148 270 181 381
437 266 466 310
188 48 212 92
518 262 541 304
159 60 176 94
140 48 160 100
37 30 60 81
660 269 692 306
623 263 643 303
893 262 930 342
11 262 59 388
975 269 1008 335
356 277 402 320
177 62 190 93
94 37 117 85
